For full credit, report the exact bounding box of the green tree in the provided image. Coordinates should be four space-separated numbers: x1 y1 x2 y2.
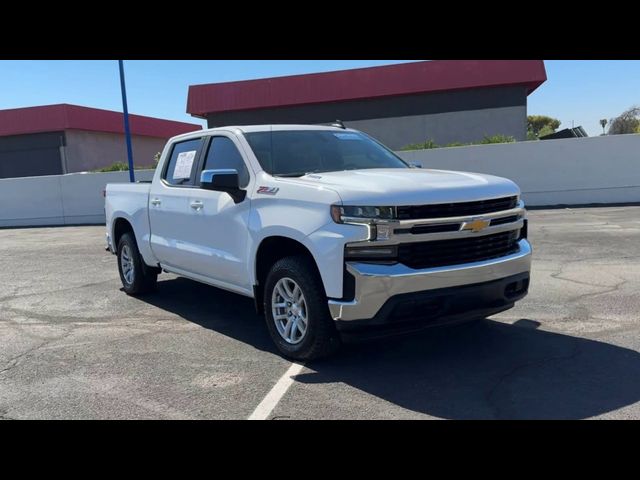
608 106 640 135
537 125 557 138
479 134 515 144
97 162 130 172
527 115 561 139
399 135 515 151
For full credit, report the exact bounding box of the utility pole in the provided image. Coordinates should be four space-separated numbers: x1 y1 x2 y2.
118 60 135 183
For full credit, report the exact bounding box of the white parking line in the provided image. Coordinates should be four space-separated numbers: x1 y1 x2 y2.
248 362 305 420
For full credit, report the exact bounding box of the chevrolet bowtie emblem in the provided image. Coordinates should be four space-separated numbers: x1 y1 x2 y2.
461 218 491 233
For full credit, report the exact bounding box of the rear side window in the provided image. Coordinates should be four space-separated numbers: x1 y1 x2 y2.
163 138 203 186
203 136 250 188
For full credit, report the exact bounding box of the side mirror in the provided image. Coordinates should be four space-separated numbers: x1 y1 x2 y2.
200 169 246 203
408 162 423 169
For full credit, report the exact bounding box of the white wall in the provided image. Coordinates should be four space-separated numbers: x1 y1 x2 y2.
398 134 640 206
0 170 154 227
1 134 639 228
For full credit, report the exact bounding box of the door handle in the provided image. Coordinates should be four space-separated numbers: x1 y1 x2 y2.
190 201 204 210
151 198 161 206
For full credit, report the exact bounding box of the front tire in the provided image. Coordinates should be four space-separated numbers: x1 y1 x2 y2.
263 255 340 360
117 232 157 295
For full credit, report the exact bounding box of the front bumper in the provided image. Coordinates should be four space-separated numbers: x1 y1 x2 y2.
328 239 531 323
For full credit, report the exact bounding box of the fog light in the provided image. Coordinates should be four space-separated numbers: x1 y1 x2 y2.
344 244 398 260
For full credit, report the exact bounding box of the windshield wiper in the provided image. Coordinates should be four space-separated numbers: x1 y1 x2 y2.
272 168 326 178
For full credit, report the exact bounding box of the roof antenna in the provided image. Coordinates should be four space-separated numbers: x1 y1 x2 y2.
331 119 346 129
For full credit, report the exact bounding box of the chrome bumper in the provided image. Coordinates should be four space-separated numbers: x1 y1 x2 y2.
328 239 531 322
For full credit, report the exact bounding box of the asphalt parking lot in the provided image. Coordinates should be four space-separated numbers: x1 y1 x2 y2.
1 206 640 419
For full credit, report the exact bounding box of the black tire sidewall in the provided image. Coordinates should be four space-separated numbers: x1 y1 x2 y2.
117 232 150 295
263 256 337 359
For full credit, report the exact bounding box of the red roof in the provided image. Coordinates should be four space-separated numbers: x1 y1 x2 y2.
0 104 202 138
187 60 547 117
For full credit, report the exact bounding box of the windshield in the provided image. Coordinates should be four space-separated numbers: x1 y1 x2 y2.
243 130 409 177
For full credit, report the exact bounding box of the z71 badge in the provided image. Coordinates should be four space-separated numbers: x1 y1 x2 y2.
257 186 279 195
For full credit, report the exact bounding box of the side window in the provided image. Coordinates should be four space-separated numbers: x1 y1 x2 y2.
203 136 250 188
163 138 203 186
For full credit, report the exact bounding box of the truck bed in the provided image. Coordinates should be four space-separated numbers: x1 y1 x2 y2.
105 182 151 253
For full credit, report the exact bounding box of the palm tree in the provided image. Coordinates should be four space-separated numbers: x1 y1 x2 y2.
600 119 608 135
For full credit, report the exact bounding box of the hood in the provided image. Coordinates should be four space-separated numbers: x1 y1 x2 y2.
281 168 520 205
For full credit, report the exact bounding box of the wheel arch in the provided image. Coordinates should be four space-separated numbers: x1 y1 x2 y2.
253 235 322 315
112 217 135 253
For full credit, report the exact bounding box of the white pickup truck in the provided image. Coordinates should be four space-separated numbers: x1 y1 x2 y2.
105 125 531 359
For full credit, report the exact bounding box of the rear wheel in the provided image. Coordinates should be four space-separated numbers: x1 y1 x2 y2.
117 232 157 295
264 255 340 360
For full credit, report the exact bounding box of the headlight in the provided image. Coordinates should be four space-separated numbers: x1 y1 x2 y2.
330 205 396 223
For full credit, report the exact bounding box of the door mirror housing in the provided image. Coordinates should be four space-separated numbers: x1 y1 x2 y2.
408 162 423 169
200 169 246 203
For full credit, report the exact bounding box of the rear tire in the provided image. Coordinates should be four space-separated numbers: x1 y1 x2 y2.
117 232 157 295
263 255 340 360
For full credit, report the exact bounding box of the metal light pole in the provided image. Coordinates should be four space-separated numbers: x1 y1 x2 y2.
118 60 135 183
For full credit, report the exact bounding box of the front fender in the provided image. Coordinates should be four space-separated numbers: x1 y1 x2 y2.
248 217 369 299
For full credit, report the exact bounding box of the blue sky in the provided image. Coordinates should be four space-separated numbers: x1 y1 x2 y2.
1 60 638 137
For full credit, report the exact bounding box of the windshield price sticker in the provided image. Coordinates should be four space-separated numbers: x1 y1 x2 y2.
173 151 196 179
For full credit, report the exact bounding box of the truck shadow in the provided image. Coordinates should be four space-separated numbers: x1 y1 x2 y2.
301 321 640 419
141 277 277 354
143 277 640 420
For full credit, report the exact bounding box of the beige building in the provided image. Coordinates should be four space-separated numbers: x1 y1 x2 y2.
0 104 202 178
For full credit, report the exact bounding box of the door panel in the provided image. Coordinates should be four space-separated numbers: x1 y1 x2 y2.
148 137 204 268
176 135 253 290
148 183 195 268
182 189 251 289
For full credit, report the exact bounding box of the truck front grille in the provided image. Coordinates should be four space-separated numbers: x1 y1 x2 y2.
397 196 518 220
397 230 520 269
